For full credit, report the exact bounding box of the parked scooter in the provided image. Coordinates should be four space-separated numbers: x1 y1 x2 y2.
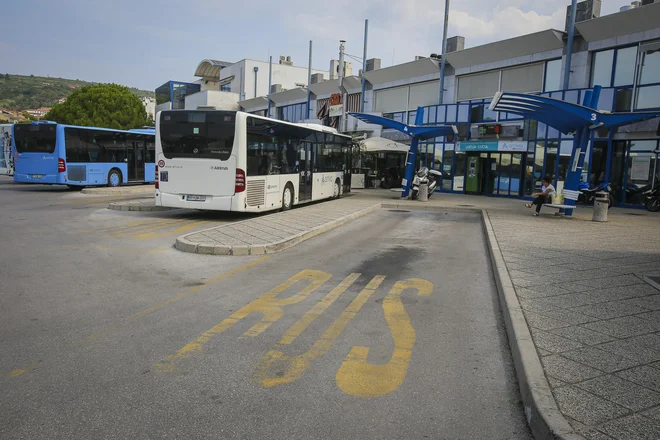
626 183 653 205
644 186 660 212
577 181 614 208
411 166 442 200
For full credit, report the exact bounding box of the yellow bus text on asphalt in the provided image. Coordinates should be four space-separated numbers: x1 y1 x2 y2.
153 269 330 373
336 278 433 398
154 270 433 399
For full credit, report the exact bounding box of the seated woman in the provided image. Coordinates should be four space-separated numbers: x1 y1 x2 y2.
525 176 556 216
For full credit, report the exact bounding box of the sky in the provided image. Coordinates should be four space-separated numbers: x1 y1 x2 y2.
2 0 626 91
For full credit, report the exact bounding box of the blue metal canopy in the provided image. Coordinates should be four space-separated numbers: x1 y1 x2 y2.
349 110 458 199
489 92 660 134
348 112 458 140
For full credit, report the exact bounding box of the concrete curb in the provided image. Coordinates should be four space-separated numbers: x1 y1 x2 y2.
81 187 154 196
108 202 174 212
175 203 381 256
481 209 584 440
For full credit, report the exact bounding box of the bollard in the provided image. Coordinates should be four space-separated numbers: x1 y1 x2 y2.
418 183 429 202
592 191 608 222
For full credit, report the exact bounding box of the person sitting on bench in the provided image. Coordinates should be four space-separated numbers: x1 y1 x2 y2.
526 176 556 216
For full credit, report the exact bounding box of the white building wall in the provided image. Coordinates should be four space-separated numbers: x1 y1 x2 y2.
220 60 327 101
184 90 240 110
155 102 172 115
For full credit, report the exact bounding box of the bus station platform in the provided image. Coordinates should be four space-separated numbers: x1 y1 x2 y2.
174 197 381 256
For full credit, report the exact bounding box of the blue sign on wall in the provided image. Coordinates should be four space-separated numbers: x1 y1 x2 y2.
458 140 527 152
459 141 499 152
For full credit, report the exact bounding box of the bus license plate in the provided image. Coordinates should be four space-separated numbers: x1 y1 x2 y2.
31 174 44 179
186 195 206 202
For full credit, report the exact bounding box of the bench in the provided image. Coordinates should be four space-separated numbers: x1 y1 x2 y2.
528 189 580 216
542 203 577 216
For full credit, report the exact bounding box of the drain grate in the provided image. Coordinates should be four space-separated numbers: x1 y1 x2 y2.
388 209 411 213
624 212 646 216
457 204 475 207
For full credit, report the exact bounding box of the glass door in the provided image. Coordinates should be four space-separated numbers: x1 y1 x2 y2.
134 140 145 181
511 154 524 197
499 154 512 196
490 153 501 195
126 146 136 181
298 142 312 202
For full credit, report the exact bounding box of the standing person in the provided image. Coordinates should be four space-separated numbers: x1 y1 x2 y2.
525 176 555 216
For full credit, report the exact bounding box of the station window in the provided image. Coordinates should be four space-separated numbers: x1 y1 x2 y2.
591 46 637 88
543 59 562 92
636 40 660 110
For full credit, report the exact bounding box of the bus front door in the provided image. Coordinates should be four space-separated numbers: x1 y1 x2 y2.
125 140 145 182
126 147 136 181
134 141 145 181
298 142 312 203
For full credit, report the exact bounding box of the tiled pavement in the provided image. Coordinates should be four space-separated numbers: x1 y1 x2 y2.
488 209 660 440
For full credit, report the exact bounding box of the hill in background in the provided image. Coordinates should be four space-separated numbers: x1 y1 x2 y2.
0 74 155 111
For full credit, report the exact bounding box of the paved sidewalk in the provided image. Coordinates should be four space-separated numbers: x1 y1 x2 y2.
488 209 660 440
108 198 173 212
176 197 380 255
82 185 154 196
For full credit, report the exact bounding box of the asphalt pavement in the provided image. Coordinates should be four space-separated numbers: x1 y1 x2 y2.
0 178 531 439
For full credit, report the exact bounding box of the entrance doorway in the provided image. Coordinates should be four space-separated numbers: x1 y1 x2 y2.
464 152 526 197
126 136 146 182
298 141 312 202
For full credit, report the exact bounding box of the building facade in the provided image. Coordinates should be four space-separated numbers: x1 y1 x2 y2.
155 57 329 114
239 0 659 207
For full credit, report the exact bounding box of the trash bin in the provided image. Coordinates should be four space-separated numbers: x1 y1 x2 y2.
593 191 608 222
418 183 429 202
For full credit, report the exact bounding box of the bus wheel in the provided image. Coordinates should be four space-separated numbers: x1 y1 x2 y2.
107 169 122 187
282 184 294 211
333 179 341 199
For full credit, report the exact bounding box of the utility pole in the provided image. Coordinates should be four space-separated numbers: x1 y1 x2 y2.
338 40 347 132
438 0 450 105
307 41 312 120
360 20 368 112
564 0 578 90
267 56 273 118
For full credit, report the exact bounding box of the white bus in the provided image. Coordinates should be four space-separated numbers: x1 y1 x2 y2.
155 110 354 212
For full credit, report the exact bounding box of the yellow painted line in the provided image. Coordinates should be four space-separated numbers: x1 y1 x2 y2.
278 273 361 345
154 269 330 374
7 361 41 379
254 275 385 388
131 220 210 239
71 218 174 234
336 278 433 398
109 219 186 236
61 245 168 254
56 196 132 205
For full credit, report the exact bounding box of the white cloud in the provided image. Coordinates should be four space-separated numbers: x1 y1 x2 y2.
278 0 627 69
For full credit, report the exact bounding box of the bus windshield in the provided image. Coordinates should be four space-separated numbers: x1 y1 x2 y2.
14 124 57 153
159 111 235 160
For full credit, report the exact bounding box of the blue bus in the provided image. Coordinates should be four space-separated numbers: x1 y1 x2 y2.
12 121 155 187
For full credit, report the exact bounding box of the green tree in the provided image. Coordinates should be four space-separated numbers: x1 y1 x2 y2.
44 83 150 130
